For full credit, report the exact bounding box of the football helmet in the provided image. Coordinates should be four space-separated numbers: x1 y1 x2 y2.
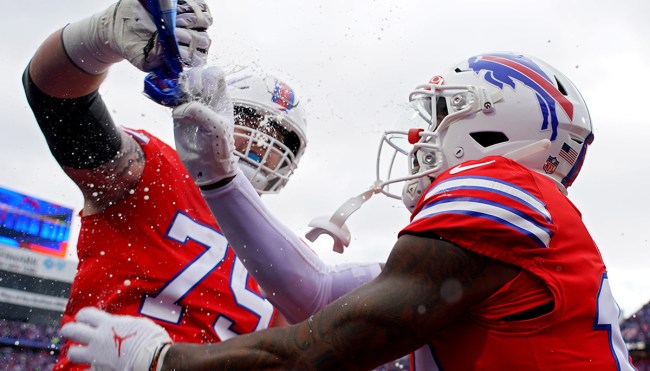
379 52 594 210
306 52 593 253
227 73 307 194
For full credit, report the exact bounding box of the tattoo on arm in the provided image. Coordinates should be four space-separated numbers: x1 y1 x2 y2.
114 134 145 179
64 132 145 213
161 234 518 370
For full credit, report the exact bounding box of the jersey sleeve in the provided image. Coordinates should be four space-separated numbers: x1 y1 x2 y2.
400 156 557 267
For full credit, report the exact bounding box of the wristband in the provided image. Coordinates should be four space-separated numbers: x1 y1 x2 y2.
150 342 173 371
61 5 124 75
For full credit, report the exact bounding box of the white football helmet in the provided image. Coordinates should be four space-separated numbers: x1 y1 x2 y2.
378 52 594 211
227 73 307 194
306 52 593 253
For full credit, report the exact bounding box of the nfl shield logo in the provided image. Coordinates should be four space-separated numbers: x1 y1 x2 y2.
543 156 559 174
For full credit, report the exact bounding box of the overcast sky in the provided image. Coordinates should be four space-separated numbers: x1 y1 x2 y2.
2 0 649 317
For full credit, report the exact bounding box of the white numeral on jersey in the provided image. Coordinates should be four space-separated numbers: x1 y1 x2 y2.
594 273 634 370
140 213 229 323
214 258 274 341
139 212 273 337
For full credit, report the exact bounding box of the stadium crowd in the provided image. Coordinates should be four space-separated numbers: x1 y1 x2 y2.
1 347 56 371
0 319 59 369
0 319 60 347
621 301 650 369
622 301 650 345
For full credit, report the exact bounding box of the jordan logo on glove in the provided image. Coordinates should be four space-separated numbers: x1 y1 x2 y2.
112 326 137 358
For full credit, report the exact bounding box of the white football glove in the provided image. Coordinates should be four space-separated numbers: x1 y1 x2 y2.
60 307 172 371
62 0 212 74
173 66 238 187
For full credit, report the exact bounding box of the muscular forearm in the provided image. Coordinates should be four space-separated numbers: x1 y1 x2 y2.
160 268 427 371
158 234 520 370
162 325 307 370
200 171 382 323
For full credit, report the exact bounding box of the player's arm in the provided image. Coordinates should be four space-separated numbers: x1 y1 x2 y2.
159 233 520 370
23 28 139 215
61 234 519 369
172 69 382 323
200 171 383 323
23 0 212 214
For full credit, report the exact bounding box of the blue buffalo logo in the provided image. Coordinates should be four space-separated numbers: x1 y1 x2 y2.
468 54 574 141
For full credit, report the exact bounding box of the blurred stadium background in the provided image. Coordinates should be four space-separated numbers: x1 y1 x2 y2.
0 183 648 370
0 185 74 370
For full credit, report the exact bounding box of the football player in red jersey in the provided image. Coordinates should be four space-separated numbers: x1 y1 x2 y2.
61 53 635 370
19 0 379 369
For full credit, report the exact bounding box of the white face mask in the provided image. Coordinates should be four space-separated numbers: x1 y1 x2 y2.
233 123 295 195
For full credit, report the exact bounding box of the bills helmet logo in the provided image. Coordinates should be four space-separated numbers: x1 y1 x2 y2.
468 54 574 141
543 156 559 174
271 80 297 111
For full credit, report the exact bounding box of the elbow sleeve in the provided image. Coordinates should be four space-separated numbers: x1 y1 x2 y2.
22 64 122 169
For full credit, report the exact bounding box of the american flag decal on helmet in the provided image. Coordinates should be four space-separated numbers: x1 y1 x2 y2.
468 54 574 141
559 143 578 165
272 80 296 110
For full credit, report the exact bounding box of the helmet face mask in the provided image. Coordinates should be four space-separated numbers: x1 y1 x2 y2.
377 52 593 211
233 108 297 193
227 73 308 194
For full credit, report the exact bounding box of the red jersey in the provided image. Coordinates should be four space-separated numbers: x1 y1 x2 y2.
55 129 276 370
400 156 634 371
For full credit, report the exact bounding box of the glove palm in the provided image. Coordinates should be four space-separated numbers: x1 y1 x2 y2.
173 66 238 186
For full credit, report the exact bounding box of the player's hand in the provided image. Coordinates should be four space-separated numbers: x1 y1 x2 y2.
173 66 239 187
62 0 212 74
60 307 172 371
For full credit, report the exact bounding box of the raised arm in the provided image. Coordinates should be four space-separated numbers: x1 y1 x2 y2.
23 0 211 214
200 171 382 323
23 27 137 215
171 69 382 323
